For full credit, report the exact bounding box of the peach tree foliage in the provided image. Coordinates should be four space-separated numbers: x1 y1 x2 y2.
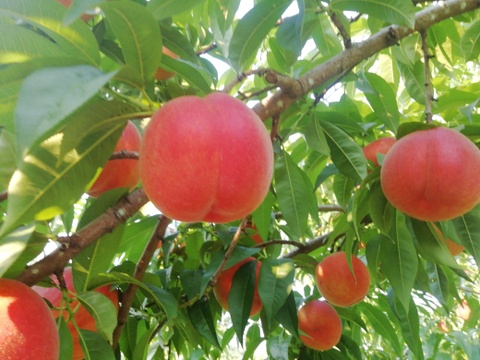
0 0 479 359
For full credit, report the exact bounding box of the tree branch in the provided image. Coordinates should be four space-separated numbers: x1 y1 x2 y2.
252 0 480 121
112 215 171 349
420 30 434 123
16 189 150 286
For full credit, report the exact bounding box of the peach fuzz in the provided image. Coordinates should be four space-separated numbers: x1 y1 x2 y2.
380 127 480 221
139 92 273 223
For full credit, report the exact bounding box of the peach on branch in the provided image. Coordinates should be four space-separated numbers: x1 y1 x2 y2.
380 127 480 221
213 257 263 316
298 299 342 351
315 252 370 307
0 278 59 360
87 121 142 198
33 268 118 360
362 137 396 166
139 92 274 223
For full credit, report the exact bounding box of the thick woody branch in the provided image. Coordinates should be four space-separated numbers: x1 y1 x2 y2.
252 0 480 121
282 232 332 258
112 215 171 349
16 189 150 286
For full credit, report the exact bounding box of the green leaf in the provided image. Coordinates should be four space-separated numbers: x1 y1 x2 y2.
0 58 87 132
409 219 462 270
148 0 206 20
453 205 480 268
460 20 480 61
368 183 394 234
58 317 74 360
187 299 221 349
229 0 291 72
274 151 312 239
275 291 299 338
0 0 100 65
62 0 99 25
0 122 124 236
15 65 117 157
258 258 295 326
131 324 158 360
311 12 343 57
395 121 437 140
0 130 16 189
425 262 452 309
252 191 275 242
100 1 163 85
277 1 305 56
229 260 258 343
243 324 265 360
2 230 48 279
389 294 424 360
380 211 418 310
0 224 35 277
89 272 178 320
117 216 159 264
397 61 425 105
78 330 116 360
332 173 354 209
77 291 118 343
160 57 213 95
356 72 399 132
0 23 67 64
320 121 367 182
358 302 403 356
303 113 330 156
331 0 416 29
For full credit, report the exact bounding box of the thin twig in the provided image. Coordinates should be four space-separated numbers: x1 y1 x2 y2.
0 190 7 202
253 239 305 249
109 150 139 161
282 232 333 258
112 215 171 349
210 217 249 286
421 30 434 123
222 68 267 94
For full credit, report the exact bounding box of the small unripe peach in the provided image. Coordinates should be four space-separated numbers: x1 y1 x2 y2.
298 300 342 351
315 252 370 307
381 127 480 221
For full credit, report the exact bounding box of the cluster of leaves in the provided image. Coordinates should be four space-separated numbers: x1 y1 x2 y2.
0 0 479 359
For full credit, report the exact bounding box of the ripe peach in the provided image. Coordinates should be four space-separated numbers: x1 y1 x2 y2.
87 121 142 198
55 0 93 21
33 268 118 360
315 252 370 307
154 47 179 81
213 257 263 316
139 93 274 223
381 127 480 221
362 137 396 166
298 300 342 351
0 278 59 360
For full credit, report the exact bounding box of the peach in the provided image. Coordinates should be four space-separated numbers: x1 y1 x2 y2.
381 127 480 221
33 268 118 360
213 257 262 316
298 300 342 351
362 137 396 166
87 121 142 198
0 278 59 360
139 93 273 223
315 252 370 307
154 47 179 81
